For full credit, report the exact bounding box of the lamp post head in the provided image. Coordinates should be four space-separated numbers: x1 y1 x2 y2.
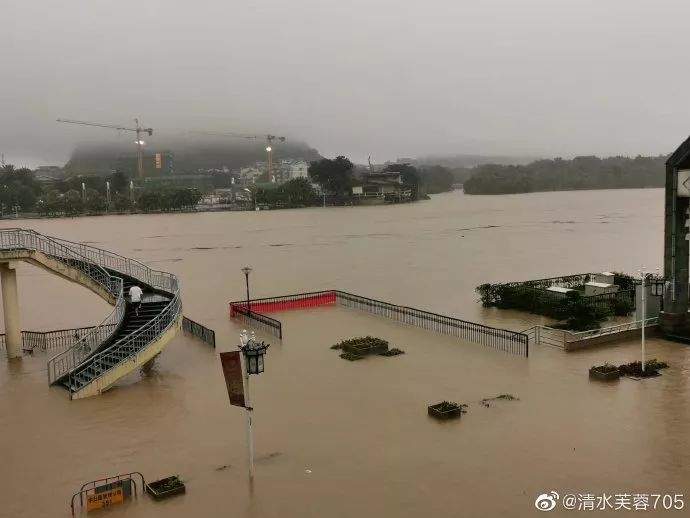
241 266 252 277
266 146 272 152
239 336 270 375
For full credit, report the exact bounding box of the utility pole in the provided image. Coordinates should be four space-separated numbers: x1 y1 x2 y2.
134 118 146 179
242 266 252 316
640 267 647 373
238 329 269 481
266 145 273 180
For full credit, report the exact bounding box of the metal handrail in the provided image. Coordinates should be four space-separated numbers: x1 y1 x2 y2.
0 228 125 382
81 292 181 391
0 228 181 391
522 317 659 347
52 237 177 292
48 238 181 393
49 238 181 391
568 317 658 339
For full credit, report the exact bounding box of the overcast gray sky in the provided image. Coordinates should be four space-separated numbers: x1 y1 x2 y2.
2 0 689 167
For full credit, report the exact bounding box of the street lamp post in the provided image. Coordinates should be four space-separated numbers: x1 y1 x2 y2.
266 146 273 180
640 267 647 373
239 330 269 480
242 266 252 316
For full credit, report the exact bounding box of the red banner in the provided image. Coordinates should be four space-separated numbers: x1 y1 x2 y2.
219 351 245 408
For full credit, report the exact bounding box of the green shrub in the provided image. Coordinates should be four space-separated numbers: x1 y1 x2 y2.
612 297 635 316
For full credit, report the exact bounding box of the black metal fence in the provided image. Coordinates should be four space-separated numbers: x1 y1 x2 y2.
230 305 283 339
227 289 527 357
182 316 216 348
335 291 528 357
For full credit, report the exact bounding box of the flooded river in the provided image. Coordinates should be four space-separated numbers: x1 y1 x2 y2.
1 189 689 517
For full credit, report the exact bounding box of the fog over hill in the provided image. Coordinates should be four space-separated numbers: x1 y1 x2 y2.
414 154 541 168
64 137 321 176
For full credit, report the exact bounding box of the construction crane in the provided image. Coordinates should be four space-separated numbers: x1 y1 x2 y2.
192 130 287 180
57 118 154 178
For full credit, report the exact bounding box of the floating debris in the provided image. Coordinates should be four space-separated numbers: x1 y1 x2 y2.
480 394 519 407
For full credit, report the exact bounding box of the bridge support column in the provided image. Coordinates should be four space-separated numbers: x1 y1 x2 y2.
1 262 22 359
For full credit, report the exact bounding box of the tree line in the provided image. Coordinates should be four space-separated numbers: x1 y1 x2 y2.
463 155 666 194
252 157 456 208
0 165 201 216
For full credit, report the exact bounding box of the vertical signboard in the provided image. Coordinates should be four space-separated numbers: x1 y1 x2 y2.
219 351 245 407
677 170 690 197
155 153 162 169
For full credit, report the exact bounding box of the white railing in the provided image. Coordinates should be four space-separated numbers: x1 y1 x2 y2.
569 317 658 340
522 325 568 348
523 317 659 349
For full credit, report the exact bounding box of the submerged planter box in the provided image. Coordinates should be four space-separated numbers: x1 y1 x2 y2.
589 367 620 381
343 342 388 356
428 402 463 420
146 476 186 500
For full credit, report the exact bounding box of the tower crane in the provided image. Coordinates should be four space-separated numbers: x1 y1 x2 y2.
57 118 154 178
192 130 287 180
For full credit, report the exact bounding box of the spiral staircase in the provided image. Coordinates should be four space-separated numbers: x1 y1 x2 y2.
0 228 182 399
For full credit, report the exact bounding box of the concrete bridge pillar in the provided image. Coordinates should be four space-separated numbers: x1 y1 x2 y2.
0 262 22 359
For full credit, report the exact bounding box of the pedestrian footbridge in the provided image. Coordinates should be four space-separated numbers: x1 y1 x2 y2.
0 228 182 399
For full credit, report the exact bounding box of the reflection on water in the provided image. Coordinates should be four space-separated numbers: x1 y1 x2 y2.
1 189 689 517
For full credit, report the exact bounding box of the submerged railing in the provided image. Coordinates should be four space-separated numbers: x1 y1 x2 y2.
523 317 659 349
0 326 104 353
229 290 529 357
229 305 283 339
182 316 216 347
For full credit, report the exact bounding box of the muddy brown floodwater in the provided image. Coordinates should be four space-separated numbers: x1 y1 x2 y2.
1 189 689 517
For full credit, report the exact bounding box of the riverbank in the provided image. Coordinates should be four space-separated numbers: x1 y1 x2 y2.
1 194 435 221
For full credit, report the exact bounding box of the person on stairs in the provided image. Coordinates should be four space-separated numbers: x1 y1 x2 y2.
129 284 143 316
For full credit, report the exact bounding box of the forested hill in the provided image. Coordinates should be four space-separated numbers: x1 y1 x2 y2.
462 155 666 194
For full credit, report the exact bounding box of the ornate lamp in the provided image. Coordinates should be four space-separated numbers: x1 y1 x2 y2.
239 331 270 375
